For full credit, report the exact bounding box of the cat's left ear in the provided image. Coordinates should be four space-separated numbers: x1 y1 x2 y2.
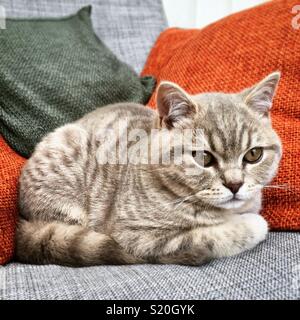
241 72 281 118
156 81 197 129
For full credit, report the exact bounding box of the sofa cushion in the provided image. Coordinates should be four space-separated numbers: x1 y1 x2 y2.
142 0 300 231
2 0 167 73
1 232 299 300
0 6 155 158
0 136 25 265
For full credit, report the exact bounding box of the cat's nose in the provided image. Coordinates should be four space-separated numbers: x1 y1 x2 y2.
223 182 243 194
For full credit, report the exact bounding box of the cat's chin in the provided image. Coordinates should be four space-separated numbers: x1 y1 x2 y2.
211 198 246 210
218 199 245 210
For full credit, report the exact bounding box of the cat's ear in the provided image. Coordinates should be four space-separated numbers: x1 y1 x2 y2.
241 72 280 118
156 81 197 128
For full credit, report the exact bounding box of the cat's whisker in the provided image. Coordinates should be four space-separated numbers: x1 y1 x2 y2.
263 184 290 189
145 195 194 213
173 194 196 210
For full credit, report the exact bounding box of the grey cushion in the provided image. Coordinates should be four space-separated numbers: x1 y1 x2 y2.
1 232 299 300
1 0 167 73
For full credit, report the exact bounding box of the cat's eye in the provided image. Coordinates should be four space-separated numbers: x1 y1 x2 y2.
243 147 263 164
192 150 215 167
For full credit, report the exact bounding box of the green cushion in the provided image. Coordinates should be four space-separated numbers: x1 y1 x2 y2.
0 6 155 158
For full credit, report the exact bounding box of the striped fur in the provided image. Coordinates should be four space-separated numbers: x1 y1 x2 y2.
16 73 282 266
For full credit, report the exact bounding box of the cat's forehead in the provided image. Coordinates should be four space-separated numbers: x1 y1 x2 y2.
193 92 257 127
193 92 244 113
192 93 266 156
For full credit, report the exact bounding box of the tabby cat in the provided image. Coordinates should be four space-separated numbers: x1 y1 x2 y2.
16 72 282 266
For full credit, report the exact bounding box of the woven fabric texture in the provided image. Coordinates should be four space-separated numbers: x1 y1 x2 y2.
2 0 167 73
0 136 25 265
1 232 299 300
142 0 300 230
0 6 155 158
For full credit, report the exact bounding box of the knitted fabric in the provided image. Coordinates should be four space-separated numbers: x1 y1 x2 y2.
0 6 155 158
142 0 300 230
0 136 25 264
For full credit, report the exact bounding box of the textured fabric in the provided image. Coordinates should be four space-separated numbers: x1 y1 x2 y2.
0 6 155 157
0 136 25 265
142 0 300 231
1 0 167 73
1 232 299 300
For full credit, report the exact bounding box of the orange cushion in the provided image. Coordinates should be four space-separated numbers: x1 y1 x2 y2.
0 136 26 264
142 0 300 230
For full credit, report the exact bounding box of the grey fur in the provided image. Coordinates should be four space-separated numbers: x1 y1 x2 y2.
16 72 282 266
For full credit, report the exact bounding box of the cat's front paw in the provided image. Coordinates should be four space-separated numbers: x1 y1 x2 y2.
217 213 269 258
211 213 269 259
240 213 269 247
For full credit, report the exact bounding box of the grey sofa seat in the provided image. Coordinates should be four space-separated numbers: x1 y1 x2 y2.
2 0 167 73
2 232 300 300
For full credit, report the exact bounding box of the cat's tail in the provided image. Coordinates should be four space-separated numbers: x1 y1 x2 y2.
15 218 142 266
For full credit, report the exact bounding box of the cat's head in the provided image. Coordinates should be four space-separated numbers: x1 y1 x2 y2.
155 72 282 210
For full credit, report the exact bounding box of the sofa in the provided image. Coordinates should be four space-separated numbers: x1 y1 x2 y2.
0 0 299 300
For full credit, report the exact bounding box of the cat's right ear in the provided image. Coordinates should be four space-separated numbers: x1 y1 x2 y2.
156 81 197 129
241 72 280 118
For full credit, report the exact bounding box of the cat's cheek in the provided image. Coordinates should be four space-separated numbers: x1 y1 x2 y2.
247 152 279 186
236 179 262 200
264 153 281 184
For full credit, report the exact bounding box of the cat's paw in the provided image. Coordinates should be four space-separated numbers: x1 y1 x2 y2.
240 213 269 246
211 213 269 259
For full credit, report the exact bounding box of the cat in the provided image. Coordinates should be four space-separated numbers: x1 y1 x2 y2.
16 72 282 266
